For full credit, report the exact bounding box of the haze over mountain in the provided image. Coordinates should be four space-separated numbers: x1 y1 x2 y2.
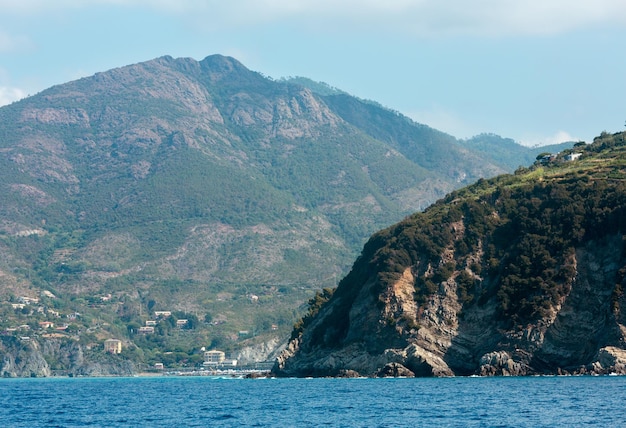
0 54 575 374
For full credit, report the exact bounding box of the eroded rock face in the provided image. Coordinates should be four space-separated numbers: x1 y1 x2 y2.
0 337 136 378
273 232 626 378
377 362 415 378
478 351 529 376
593 347 626 374
235 336 286 365
1 339 51 378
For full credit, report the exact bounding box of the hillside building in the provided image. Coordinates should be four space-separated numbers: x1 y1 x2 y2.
104 339 122 354
204 350 225 365
565 152 582 161
203 350 238 368
154 311 171 318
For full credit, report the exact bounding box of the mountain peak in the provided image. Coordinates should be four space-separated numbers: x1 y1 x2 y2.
201 53 244 68
199 54 255 82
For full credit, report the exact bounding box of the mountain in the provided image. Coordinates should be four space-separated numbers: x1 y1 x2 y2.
288 78 577 172
462 133 576 171
0 55 508 293
274 131 626 377
0 54 571 374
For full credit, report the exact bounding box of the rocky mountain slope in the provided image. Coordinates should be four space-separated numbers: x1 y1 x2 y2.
0 336 136 378
0 55 511 298
0 54 573 374
274 132 626 377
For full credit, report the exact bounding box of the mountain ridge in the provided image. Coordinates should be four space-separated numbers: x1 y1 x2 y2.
0 54 575 375
0 54 540 294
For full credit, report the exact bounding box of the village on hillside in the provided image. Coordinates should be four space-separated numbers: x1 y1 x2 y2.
0 290 276 373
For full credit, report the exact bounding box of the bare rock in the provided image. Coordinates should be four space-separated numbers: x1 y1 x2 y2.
336 369 362 378
376 363 415 378
587 347 626 375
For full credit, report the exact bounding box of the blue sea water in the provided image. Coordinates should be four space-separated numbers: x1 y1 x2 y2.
0 375 625 427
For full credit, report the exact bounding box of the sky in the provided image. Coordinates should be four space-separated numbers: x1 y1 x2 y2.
1 1 626 146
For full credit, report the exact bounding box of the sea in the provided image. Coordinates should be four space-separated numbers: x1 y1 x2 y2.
1 375 625 427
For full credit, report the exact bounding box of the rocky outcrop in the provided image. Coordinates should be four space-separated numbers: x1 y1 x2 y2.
273 158 626 377
275 235 626 377
477 351 530 376
591 347 626 374
234 336 286 365
0 337 136 378
376 363 415 377
1 338 51 378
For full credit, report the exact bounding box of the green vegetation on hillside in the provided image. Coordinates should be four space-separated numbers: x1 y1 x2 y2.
0 54 582 371
296 131 626 348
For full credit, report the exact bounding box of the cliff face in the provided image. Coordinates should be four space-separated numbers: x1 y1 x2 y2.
276 234 626 378
0 337 136 377
274 134 626 377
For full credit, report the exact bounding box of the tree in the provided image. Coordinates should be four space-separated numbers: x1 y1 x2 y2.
127 322 141 335
183 314 199 330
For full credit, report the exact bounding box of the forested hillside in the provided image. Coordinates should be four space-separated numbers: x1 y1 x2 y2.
0 54 571 375
276 131 626 377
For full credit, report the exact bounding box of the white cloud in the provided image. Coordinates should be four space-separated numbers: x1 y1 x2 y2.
406 106 475 137
148 0 626 36
0 0 186 13
519 130 578 147
407 106 581 146
0 87 26 106
2 1 625 36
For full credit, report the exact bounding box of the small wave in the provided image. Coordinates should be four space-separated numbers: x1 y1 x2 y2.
214 414 237 420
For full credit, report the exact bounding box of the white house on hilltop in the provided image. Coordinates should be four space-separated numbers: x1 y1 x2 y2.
565 152 582 161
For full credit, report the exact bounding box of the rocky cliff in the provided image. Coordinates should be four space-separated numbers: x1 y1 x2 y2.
274 132 626 377
0 336 135 377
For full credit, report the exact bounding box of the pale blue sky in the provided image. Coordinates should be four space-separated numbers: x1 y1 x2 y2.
1 0 625 145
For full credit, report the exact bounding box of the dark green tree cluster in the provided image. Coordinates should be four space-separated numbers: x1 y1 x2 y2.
291 288 334 341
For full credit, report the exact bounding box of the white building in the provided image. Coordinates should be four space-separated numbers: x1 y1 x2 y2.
204 350 225 365
565 152 582 161
154 311 172 318
203 350 238 367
